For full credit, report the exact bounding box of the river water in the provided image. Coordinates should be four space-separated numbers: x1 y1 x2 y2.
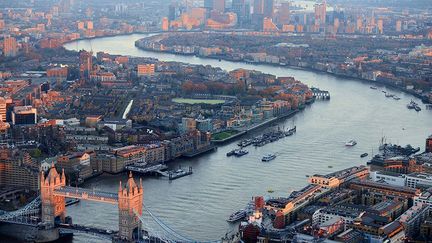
63 34 432 242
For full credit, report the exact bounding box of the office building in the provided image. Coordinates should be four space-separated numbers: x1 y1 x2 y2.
3 37 18 57
405 173 432 189
263 0 274 18
11 106 37 125
213 0 225 13
426 135 432 153
137 64 155 76
79 50 93 81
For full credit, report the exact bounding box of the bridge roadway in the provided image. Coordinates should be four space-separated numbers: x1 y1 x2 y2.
58 224 117 240
54 186 118 204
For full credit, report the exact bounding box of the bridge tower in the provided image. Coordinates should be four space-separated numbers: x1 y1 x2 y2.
40 164 66 226
118 172 143 241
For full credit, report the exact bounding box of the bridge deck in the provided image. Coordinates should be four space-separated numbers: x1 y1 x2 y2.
54 187 118 204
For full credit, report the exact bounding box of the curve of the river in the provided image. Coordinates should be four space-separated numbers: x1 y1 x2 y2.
63 34 432 242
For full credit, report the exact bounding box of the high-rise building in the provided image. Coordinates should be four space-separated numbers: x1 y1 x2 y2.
377 18 383 34
232 0 246 24
277 2 290 25
396 20 402 32
11 106 37 125
3 37 18 57
263 0 274 18
204 0 214 11
168 3 179 21
0 98 6 122
253 0 264 14
213 0 225 13
314 0 326 25
426 135 432 153
79 50 93 81
86 21 93 30
162 17 169 31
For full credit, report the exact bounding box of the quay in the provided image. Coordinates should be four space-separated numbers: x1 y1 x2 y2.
183 144 217 158
212 109 299 144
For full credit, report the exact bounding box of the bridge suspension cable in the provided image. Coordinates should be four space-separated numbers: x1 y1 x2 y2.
137 207 222 243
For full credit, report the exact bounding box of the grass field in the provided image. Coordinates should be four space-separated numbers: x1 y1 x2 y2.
172 98 225 105
212 130 239 141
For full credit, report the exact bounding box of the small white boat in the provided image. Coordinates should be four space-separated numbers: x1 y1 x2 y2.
262 153 276 162
345 140 357 146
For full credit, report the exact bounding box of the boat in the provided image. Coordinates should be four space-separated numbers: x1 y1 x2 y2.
227 209 246 222
393 96 401 100
65 198 80 206
238 139 253 147
262 153 276 162
226 149 238 157
407 100 421 111
328 165 333 168
370 86 378 90
345 140 357 146
360 153 368 158
235 149 249 157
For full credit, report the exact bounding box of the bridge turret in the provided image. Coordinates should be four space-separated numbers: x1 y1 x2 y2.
118 172 143 241
40 164 66 226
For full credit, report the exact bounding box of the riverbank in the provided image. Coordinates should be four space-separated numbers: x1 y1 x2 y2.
134 38 431 105
212 109 300 144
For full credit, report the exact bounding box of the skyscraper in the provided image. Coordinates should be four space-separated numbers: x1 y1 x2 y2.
277 2 290 25
204 0 214 11
3 37 18 57
232 0 246 24
79 50 93 81
213 0 225 13
263 0 274 18
253 0 264 14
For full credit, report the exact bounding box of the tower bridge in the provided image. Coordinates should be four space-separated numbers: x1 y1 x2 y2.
0 164 231 242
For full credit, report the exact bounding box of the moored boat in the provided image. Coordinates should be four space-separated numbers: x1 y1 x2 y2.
262 153 276 162
235 149 249 157
227 209 246 222
226 149 238 157
360 153 368 158
345 140 357 146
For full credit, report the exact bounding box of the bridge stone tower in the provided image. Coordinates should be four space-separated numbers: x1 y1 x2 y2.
118 172 143 241
40 164 66 226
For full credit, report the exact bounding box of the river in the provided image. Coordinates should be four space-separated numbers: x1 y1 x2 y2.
63 34 432 242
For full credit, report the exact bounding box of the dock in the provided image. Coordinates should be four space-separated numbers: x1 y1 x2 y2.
125 163 168 175
311 87 330 100
169 166 193 180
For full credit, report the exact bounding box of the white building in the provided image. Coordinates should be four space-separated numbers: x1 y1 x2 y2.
370 171 406 187
414 191 432 207
405 173 432 188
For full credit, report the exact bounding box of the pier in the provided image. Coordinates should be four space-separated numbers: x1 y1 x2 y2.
311 87 330 100
169 166 193 180
125 163 168 175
